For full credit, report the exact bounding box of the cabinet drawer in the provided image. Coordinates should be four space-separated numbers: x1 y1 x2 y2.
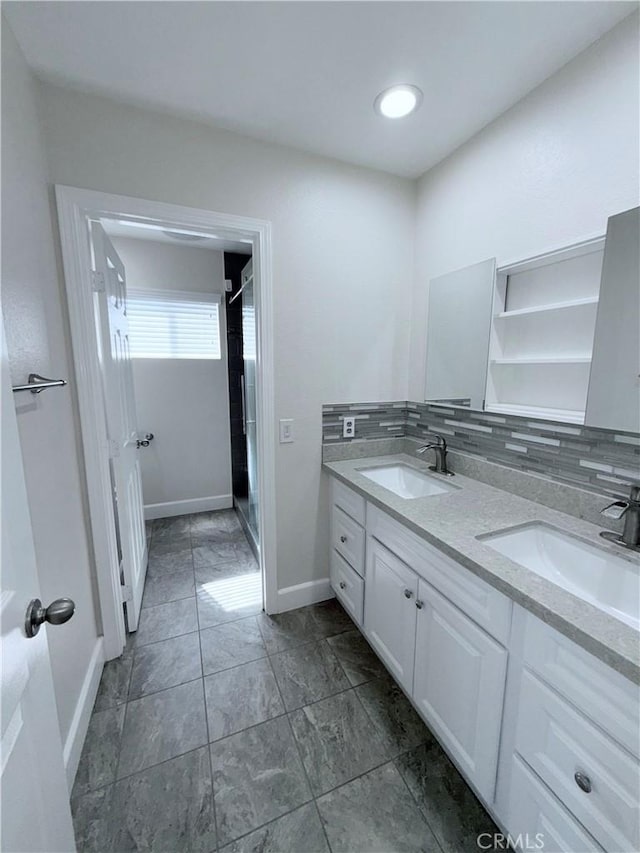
522 611 639 757
504 756 603 853
331 478 366 526
368 505 512 644
330 550 364 627
515 670 640 853
331 505 365 576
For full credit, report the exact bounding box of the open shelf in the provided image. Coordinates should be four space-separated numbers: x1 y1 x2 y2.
496 295 599 320
485 403 585 424
490 356 592 365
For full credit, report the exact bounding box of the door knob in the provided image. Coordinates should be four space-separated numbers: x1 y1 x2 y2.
404 589 414 599
25 598 75 638
136 432 154 448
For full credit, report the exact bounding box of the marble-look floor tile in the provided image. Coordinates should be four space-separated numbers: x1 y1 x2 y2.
111 747 216 852
148 532 191 557
396 737 498 853
317 762 438 853
220 803 329 853
196 563 263 629
193 540 238 567
146 547 193 577
326 629 387 686
72 705 125 797
200 617 266 675
190 510 230 535
191 527 238 547
153 516 191 537
118 680 207 778
133 596 197 646
71 785 115 853
289 689 389 795
256 609 318 655
210 716 311 845
307 599 354 638
356 674 427 756
142 568 195 608
270 640 350 710
204 658 284 740
93 652 133 711
129 632 202 699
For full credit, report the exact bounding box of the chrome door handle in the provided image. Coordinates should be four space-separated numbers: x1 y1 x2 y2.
25 598 75 638
136 432 154 448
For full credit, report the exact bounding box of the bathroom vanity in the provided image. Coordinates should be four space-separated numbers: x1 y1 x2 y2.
324 453 640 853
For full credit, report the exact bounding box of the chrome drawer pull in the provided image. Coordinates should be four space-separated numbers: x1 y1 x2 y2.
574 771 592 793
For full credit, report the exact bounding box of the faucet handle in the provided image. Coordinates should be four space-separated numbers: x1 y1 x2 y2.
601 500 629 520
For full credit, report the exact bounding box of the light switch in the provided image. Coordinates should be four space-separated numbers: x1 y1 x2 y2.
342 417 356 438
279 418 294 443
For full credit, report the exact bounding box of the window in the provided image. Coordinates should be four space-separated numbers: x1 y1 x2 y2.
127 289 221 359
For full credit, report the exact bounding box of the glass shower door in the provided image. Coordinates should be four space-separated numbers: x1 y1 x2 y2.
241 260 259 545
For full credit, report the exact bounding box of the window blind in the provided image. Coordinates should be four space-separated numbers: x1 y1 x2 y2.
127 289 222 359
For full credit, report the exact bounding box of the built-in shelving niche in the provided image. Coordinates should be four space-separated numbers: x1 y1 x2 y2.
485 237 605 424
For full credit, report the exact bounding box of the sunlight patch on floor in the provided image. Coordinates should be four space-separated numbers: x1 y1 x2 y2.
201 571 262 612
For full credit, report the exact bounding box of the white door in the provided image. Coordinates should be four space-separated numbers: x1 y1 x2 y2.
363 539 418 693
91 222 147 630
412 579 508 802
1 320 77 852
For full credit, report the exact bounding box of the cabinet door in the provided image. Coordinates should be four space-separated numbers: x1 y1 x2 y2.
364 539 418 693
413 580 507 802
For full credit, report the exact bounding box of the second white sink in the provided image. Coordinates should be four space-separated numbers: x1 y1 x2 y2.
481 522 640 631
358 463 455 499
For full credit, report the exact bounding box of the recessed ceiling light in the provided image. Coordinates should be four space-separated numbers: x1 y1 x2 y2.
374 84 423 119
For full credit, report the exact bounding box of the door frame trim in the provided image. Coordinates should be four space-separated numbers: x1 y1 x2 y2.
56 185 277 658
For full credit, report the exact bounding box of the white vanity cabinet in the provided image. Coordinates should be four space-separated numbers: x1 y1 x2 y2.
364 539 418 693
364 501 511 801
412 580 508 801
326 474 639 852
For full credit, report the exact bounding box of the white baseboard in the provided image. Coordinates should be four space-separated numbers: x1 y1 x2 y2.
63 638 104 790
144 494 233 520
275 577 334 613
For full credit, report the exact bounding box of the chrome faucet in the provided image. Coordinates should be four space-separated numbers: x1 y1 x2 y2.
416 433 454 477
600 485 640 552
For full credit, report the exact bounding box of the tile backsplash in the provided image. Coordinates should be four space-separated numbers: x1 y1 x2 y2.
322 401 640 499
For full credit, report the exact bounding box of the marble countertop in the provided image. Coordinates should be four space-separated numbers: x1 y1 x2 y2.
323 453 640 684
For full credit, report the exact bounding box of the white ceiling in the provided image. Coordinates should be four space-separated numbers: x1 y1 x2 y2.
4 1 636 178
102 219 252 255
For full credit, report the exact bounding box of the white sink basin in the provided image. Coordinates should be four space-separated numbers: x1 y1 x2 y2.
482 522 639 631
357 463 455 499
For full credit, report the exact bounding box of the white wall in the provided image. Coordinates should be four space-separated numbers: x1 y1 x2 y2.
110 237 233 515
1 22 100 753
409 13 640 399
37 80 416 593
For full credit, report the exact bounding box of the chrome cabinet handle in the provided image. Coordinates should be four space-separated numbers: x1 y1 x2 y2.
574 771 592 793
339 581 346 590
340 535 347 543
415 600 424 609
404 589 413 599
25 598 75 638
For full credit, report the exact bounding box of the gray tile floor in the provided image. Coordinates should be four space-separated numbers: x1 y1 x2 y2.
71 509 497 852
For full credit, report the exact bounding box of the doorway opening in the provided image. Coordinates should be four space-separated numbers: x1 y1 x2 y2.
56 187 277 660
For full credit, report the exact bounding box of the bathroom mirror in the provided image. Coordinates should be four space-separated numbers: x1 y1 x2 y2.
424 206 640 432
